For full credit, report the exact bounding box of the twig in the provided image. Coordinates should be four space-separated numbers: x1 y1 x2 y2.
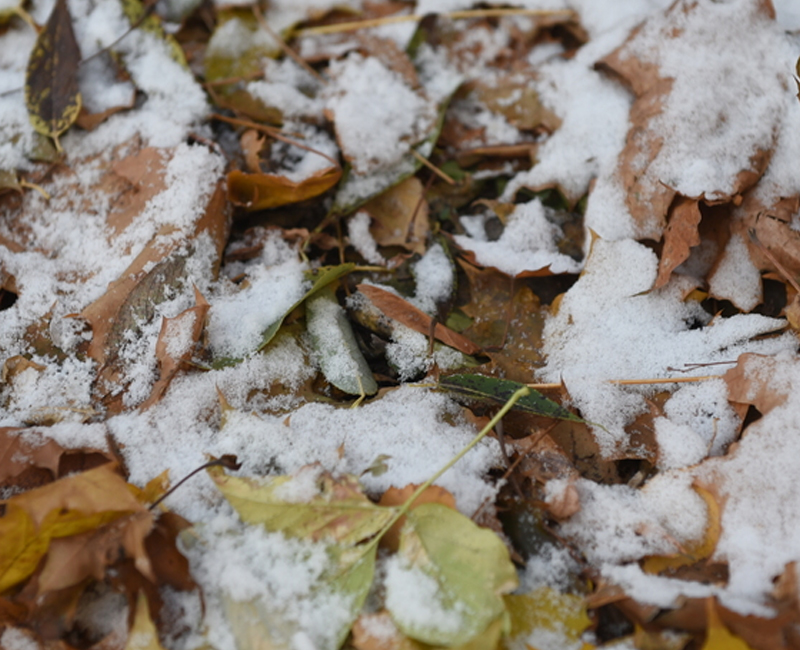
210 113 340 167
148 456 241 511
252 6 328 85
296 8 576 36
411 149 456 185
527 375 718 390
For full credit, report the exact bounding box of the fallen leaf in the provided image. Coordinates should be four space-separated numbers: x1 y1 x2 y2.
209 464 393 546
377 484 456 552
140 287 210 409
642 484 720 575
125 591 167 650
385 503 518 647
701 598 753 650
24 0 82 150
438 374 586 423
306 284 378 396
358 284 481 356
655 197 702 289
723 353 790 416
0 463 151 593
362 177 430 256
504 586 591 646
227 165 342 212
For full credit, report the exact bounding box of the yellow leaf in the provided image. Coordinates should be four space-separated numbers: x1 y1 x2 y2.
227 165 342 212
642 484 720 574
702 599 753 650
504 586 590 646
208 464 393 546
126 592 167 650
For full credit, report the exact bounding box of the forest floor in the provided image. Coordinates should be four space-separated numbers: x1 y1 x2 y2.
2 0 800 649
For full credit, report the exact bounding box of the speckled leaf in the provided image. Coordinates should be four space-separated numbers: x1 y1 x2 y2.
25 0 82 151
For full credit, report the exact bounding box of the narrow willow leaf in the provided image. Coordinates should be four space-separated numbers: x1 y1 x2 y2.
307 285 377 396
438 373 585 423
385 503 517 647
213 263 356 368
25 0 82 151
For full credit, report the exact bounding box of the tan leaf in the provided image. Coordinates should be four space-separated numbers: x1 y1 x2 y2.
361 177 429 256
140 287 210 410
357 284 481 356
723 353 790 416
655 197 702 288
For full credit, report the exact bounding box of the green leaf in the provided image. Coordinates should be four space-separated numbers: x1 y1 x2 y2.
438 374 585 423
326 545 378 648
385 503 518 647
306 285 377 396
205 11 279 84
208 465 393 547
213 263 356 368
119 0 188 69
25 0 82 151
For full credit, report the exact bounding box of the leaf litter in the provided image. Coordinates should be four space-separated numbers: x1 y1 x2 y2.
2 0 800 649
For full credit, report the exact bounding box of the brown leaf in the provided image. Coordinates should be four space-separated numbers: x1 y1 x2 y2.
140 286 210 410
240 129 266 174
227 165 342 212
655 198 702 288
361 177 430 256
38 510 155 593
357 283 481 356
377 484 456 552
723 353 790 416
144 512 195 592
24 0 82 151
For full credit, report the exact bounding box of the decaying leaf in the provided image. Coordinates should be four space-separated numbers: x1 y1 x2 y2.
641 484 720 575
0 463 153 594
385 503 518 647
306 285 378 396
24 0 82 151
357 284 481 356
504 586 591 647
125 591 167 650
361 177 430 256
655 197 702 289
208 464 393 546
228 164 342 212
140 287 210 409
723 353 790 416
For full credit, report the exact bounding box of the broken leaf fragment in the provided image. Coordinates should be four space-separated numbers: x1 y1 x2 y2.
25 0 82 151
385 503 518 647
702 598 753 650
125 591 167 650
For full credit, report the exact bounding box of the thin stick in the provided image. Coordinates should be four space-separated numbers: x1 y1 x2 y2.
411 149 456 185
527 375 718 390
365 385 530 552
252 6 328 85
296 8 576 36
148 456 241 511
210 113 340 167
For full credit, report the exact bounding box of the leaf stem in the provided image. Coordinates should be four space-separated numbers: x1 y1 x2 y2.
367 386 530 550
